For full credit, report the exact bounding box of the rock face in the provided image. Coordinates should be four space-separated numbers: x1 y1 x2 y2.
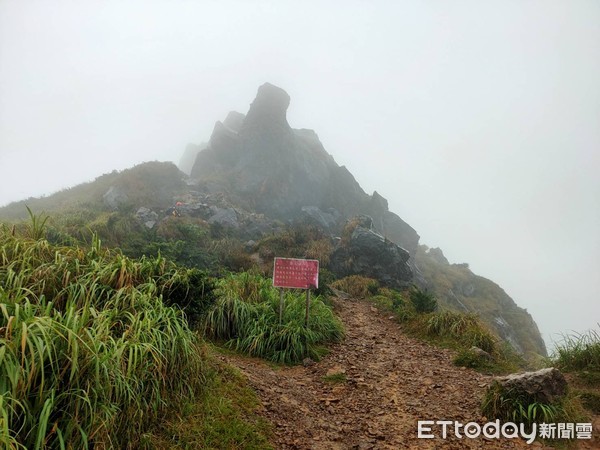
103 186 128 210
190 82 420 259
300 206 341 232
495 368 567 404
330 216 412 288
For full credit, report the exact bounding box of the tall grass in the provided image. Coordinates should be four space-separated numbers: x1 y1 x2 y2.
553 326 600 372
330 275 379 299
423 311 498 354
204 272 344 364
0 225 206 449
480 378 586 439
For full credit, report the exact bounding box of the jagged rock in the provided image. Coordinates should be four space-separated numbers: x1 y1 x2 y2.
300 206 341 231
186 83 422 257
495 368 567 404
135 207 158 229
223 111 245 132
242 82 291 133
427 247 449 265
180 83 547 359
102 186 128 210
330 222 412 288
207 207 239 228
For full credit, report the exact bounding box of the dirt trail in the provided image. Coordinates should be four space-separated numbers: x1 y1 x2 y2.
222 298 547 449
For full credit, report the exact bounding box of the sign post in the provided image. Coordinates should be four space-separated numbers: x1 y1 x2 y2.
272 257 319 328
279 288 284 324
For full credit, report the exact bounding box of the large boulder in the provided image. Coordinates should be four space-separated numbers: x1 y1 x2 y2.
495 368 567 404
207 207 239 229
135 207 159 229
330 218 412 288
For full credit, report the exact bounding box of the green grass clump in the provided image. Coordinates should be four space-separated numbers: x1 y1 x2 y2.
0 224 206 449
552 327 600 419
322 372 347 384
409 288 437 313
554 326 600 372
481 381 581 431
423 311 497 354
204 272 344 364
330 275 380 299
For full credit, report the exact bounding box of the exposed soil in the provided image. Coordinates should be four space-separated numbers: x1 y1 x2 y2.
222 298 594 449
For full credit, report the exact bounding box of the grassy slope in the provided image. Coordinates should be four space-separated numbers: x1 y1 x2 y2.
416 245 547 359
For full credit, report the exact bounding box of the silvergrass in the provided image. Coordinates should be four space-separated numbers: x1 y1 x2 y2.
204 272 344 364
0 227 206 449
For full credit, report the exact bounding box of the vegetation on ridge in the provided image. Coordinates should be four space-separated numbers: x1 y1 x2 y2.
0 222 207 449
204 272 344 364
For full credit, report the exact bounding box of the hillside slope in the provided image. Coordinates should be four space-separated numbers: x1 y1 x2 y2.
417 246 547 360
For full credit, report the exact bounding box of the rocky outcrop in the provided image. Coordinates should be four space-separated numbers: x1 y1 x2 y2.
135 207 158 229
300 206 342 232
207 207 239 229
189 82 420 258
330 216 412 288
427 247 449 265
223 111 245 132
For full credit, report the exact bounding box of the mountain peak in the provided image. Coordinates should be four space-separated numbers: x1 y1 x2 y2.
242 83 291 132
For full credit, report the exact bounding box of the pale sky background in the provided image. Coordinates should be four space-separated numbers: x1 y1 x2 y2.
1 1 598 352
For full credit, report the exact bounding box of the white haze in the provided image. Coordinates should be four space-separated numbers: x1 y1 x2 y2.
1 1 599 351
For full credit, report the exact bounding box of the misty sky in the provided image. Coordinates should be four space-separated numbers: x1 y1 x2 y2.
1 1 599 350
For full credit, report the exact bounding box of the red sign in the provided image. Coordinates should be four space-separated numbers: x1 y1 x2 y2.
273 258 319 289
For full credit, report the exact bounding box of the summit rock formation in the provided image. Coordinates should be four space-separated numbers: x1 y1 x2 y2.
190 83 420 259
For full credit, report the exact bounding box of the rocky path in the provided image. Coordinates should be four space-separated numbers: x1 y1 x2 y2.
221 297 547 449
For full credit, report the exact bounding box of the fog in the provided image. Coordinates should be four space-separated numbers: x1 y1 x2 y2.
1 1 598 351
